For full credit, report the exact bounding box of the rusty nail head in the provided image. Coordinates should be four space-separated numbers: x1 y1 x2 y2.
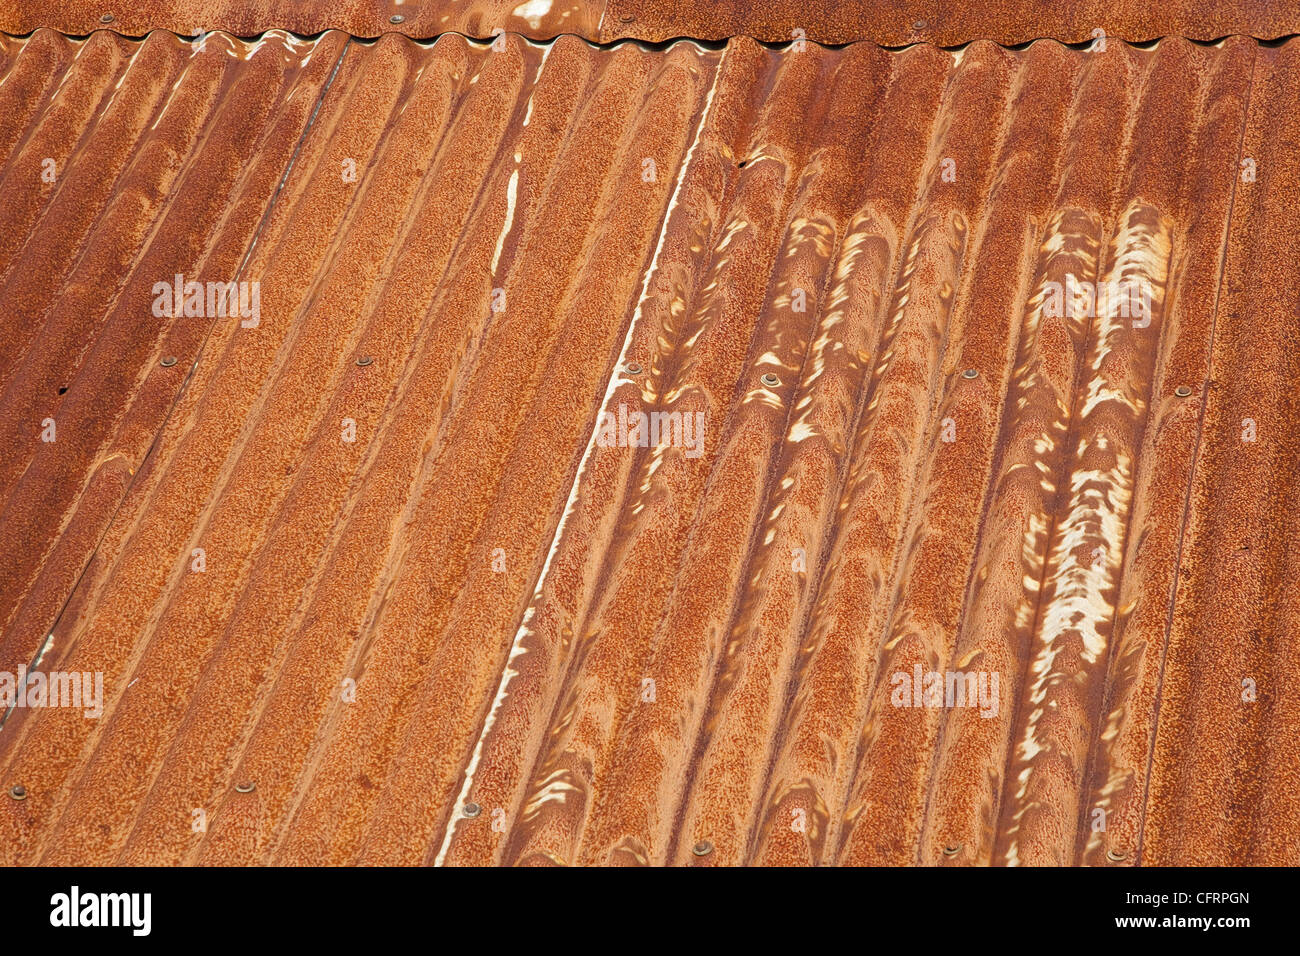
942 843 962 857
962 368 979 379
160 356 177 367
463 802 482 818
235 781 256 793
691 840 713 856
389 14 405 24
913 19 928 31
100 14 115 23
619 13 636 23
1174 385 1192 398
761 372 780 387
623 362 642 375
356 356 374 367
1106 848 1127 862
9 784 26 800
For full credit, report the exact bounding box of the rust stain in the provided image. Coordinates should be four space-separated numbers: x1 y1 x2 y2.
0 25 1295 867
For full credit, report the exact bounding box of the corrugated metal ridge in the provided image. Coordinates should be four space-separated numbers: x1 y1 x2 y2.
3 1 1300 46
1 25 1284 54
1 26 1297 868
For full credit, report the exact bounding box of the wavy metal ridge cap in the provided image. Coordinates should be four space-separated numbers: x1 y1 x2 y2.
2 0 1299 45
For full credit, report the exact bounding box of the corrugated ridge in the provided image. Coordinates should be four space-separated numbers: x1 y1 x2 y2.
4 1 1300 46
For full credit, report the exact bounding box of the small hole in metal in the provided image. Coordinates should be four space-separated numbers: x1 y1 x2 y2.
9 784 26 800
1174 385 1192 398
356 356 374 367
389 14 405 24
235 781 256 793
160 356 177 368
761 372 781 388
58 386 68 395
100 14 115 23
691 840 713 856
463 802 482 818
961 368 979 380
1106 848 1127 862
623 362 642 375
942 843 962 857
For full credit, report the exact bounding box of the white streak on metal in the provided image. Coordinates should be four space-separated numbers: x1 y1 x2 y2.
434 47 726 868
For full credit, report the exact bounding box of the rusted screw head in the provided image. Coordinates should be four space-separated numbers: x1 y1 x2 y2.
962 368 979 379
691 840 713 856
623 362 642 375
462 802 482 818
913 19 929 31
9 784 26 800
619 13 636 23
100 14 115 24
761 372 781 387
389 14 405 24
1106 848 1128 862
160 356 177 367
355 355 374 367
1174 385 1192 398
235 781 256 793
942 843 962 857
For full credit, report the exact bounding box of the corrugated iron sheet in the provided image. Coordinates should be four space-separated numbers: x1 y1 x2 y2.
1 27 1297 867
0 2 604 42
3 2 1299 45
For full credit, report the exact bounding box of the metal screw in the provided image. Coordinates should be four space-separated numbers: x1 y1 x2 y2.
389 14 405 24
356 356 374 367
100 14 115 24
1106 848 1127 862
623 362 642 375
463 802 482 818
691 840 713 856
235 781 256 793
761 372 781 387
962 368 979 379
1174 385 1192 398
942 843 962 857
9 784 26 800
160 356 177 368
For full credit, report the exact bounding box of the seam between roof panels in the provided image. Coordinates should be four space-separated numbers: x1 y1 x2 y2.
5 28 1299 53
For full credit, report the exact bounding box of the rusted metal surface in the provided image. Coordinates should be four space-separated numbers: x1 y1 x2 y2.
0 1 605 40
2 1 1297 45
0 27 1296 866
599 1 1300 46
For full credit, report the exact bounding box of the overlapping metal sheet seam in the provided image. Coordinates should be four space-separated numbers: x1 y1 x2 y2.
4 0 1300 46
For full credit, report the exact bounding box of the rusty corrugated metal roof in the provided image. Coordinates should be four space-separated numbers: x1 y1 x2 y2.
3 1 1299 45
1 24 1297 867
